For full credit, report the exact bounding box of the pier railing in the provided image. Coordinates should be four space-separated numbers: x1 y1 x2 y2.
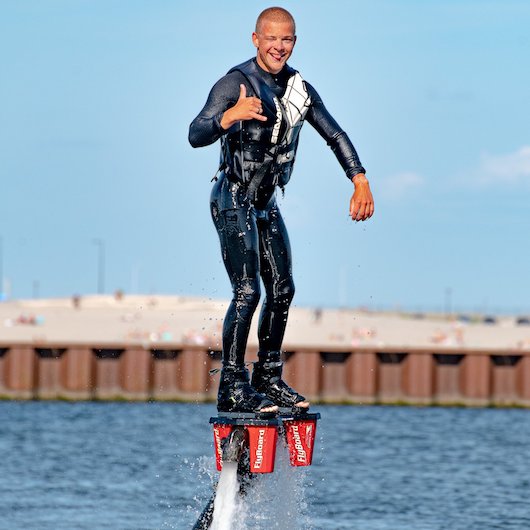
1 342 529 406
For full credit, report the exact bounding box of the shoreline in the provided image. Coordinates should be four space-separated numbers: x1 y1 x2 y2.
1 294 530 352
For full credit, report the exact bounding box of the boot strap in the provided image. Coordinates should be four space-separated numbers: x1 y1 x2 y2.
255 360 283 371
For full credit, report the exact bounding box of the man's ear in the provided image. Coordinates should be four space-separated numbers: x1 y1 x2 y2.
252 32 259 49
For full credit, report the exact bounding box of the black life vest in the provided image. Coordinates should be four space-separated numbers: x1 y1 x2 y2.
220 59 311 191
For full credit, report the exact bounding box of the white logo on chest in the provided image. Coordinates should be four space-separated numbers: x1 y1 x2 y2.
281 72 311 144
271 97 283 145
269 72 311 147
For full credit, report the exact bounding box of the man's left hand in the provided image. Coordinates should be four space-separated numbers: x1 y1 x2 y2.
349 173 374 222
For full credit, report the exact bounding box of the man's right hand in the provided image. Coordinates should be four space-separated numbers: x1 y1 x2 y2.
220 84 268 130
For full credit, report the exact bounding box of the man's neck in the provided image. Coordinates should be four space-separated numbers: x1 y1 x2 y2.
253 57 288 82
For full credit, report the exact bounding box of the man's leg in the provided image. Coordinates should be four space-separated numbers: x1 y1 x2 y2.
211 205 277 413
216 208 261 366
252 207 309 409
256 207 295 351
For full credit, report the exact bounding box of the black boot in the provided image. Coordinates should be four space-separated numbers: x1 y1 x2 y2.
251 351 308 410
217 365 277 414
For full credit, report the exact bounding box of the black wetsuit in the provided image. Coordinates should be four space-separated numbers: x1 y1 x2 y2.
189 58 365 367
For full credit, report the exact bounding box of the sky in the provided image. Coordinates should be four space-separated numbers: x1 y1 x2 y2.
1 0 529 314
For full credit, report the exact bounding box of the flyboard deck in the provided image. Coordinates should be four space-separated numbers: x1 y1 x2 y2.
193 410 320 529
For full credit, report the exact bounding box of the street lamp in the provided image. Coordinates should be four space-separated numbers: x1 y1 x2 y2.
444 287 452 318
0 235 3 299
92 238 105 294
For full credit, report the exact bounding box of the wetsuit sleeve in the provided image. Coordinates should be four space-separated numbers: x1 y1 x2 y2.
305 82 366 179
188 72 243 148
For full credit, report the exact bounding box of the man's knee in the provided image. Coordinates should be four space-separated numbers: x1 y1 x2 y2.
271 277 295 306
233 277 261 311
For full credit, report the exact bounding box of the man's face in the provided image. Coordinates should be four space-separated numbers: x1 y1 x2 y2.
252 20 296 74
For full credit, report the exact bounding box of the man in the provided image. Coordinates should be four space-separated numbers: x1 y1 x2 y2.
189 7 374 415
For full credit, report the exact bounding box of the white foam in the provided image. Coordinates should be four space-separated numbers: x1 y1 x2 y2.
208 440 312 529
210 462 241 530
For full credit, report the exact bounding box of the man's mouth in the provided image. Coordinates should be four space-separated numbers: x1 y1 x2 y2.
270 53 284 62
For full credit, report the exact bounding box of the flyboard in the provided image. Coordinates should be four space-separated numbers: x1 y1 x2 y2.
193 409 320 529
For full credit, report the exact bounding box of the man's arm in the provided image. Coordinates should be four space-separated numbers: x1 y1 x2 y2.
188 74 267 148
305 83 374 222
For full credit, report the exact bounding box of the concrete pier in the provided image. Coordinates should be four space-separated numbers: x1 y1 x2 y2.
1 343 530 406
2 295 530 406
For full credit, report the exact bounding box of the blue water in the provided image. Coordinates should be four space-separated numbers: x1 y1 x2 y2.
0 402 529 530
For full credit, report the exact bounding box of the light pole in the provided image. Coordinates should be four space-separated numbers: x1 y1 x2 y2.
444 287 452 318
32 280 40 299
0 236 3 299
92 238 105 294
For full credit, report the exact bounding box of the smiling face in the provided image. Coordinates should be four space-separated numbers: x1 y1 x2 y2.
252 19 296 74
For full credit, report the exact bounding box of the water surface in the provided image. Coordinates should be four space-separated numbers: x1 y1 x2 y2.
0 402 529 529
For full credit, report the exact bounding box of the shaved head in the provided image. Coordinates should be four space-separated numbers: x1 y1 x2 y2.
255 7 296 34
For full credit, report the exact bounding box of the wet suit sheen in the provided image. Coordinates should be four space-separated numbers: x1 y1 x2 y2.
189 58 366 366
